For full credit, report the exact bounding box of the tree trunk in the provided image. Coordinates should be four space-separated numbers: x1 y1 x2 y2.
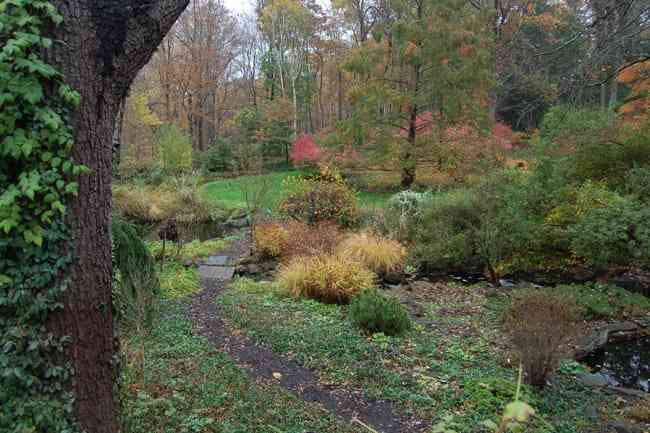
46 2 188 433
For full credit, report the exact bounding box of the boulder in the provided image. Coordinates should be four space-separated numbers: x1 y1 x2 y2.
608 421 642 433
575 322 643 359
577 372 609 388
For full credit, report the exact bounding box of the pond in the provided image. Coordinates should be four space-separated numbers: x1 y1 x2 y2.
583 337 650 392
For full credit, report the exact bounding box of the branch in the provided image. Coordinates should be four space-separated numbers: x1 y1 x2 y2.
112 0 190 97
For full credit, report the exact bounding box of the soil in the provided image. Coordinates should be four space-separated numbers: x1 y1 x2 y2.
190 234 428 433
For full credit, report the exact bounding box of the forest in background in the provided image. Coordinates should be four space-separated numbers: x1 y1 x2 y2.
116 0 649 187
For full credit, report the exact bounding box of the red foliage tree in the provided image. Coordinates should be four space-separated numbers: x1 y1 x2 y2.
290 134 322 165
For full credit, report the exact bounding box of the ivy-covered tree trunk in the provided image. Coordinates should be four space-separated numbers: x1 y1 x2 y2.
45 2 188 432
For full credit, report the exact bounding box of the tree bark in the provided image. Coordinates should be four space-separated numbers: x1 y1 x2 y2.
46 2 189 433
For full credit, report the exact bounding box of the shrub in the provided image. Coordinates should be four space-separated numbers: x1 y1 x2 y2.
253 222 289 258
282 220 343 260
349 288 411 336
337 232 407 276
279 177 359 227
290 134 323 166
621 166 650 202
569 192 650 269
112 217 159 328
505 289 580 387
384 190 432 241
413 188 483 271
559 283 650 319
200 136 234 174
155 123 192 173
278 255 376 304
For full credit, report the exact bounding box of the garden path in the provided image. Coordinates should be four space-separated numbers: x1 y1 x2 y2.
190 235 427 433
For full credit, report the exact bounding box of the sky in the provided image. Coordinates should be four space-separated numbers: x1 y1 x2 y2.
222 0 332 16
223 0 255 15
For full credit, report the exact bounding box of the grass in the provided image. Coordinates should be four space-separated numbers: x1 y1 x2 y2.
202 171 300 210
120 301 357 433
201 171 391 211
147 238 229 262
218 278 617 432
121 239 357 432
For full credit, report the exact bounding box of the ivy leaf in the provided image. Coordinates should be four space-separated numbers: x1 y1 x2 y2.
23 228 44 246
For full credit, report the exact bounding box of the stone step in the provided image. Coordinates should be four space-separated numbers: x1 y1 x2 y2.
199 265 235 281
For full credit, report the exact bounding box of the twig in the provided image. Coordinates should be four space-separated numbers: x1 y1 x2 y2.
352 418 381 433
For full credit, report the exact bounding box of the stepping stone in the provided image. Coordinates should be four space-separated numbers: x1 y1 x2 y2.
200 265 235 281
204 255 230 266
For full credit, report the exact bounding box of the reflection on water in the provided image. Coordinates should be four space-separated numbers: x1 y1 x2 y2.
583 337 650 392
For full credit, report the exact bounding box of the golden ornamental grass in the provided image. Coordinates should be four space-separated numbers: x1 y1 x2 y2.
278 254 376 304
336 232 407 275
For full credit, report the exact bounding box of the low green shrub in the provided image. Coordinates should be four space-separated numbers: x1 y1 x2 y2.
558 283 650 319
111 217 159 327
349 288 411 336
621 166 650 202
462 376 538 420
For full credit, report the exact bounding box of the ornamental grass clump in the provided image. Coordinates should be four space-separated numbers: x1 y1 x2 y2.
505 289 580 388
337 232 407 276
278 255 376 304
349 288 411 336
253 222 289 258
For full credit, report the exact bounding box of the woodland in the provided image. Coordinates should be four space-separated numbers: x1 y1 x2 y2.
2 1 650 433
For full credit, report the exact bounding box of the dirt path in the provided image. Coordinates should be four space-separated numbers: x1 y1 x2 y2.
190 236 427 433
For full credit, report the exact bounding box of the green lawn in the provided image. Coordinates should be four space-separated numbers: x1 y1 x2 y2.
201 171 392 211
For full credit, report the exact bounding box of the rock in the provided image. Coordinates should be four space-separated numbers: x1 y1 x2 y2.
575 321 643 359
485 287 500 298
184 259 195 268
224 217 249 229
607 322 642 343
577 372 609 388
408 280 436 292
260 261 277 272
610 386 647 398
383 272 404 285
608 421 642 433
246 264 262 275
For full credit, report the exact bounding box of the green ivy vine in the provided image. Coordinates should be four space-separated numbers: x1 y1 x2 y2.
0 1 84 431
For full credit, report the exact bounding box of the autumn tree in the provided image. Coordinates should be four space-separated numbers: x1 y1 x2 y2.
259 0 319 134
344 0 493 187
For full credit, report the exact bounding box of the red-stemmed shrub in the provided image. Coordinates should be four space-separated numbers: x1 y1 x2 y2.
505 290 580 388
